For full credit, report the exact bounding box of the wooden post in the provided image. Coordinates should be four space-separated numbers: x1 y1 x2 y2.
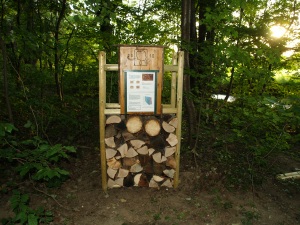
99 51 108 191
171 51 177 108
174 51 184 188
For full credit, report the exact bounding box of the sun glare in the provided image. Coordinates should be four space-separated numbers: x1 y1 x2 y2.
271 25 286 38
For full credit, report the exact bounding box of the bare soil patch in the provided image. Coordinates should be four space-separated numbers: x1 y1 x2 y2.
1 146 299 225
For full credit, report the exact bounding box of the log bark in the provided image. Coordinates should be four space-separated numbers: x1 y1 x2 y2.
122 130 135 141
138 173 149 187
166 156 176 169
105 125 117 138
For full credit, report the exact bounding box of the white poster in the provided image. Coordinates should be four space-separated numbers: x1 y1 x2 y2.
125 70 157 113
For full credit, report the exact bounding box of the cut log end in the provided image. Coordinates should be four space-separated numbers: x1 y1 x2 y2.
145 119 161 136
126 116 143 134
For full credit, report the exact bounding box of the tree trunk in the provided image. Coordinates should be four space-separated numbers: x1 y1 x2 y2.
54 0 67 101
0 35 14 123
181 0 197 148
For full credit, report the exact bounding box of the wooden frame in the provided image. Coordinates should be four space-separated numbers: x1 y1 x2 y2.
99 50 184 191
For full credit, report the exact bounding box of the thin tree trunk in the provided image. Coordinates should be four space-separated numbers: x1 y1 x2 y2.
0 35 14 123
181 0 197 148
54 0 67 101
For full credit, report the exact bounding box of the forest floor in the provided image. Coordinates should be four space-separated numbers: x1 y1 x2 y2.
1 142 300 225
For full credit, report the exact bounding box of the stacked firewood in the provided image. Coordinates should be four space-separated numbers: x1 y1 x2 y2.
105 115 178 188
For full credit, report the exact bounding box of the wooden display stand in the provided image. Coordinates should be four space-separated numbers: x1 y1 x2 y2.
99 45 184 191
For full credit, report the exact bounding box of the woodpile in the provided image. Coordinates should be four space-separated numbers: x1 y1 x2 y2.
104 114 178 189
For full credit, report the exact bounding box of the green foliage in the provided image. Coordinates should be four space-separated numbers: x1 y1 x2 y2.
0 122 76 186
1 191 53 225
204 94 297 187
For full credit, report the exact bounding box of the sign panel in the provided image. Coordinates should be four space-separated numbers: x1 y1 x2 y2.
119 45 164 115
125 70 158 113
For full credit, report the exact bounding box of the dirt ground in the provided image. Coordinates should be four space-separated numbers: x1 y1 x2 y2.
1 145 300 225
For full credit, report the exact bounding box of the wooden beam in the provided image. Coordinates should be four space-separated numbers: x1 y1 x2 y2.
103 64 178 72
171 52 177 107
99 51 108 192
173 51 184 189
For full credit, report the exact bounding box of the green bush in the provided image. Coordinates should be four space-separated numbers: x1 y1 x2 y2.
0 122 76 223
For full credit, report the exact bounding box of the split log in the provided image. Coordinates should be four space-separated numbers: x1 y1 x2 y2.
130 139 145 149
126 147 138 158
117 168 129 178
106 148 117 159
117 143 128 158
145 119 161 136
161 179 173 188
107 167 118 179
165 146 176 157
163 169 175 178
105 125 117 138
106 115 121 124
153 175 164 183
138 173 149 187
123 157 138 167
130 162 143 173
105 137 116 148
148 148 155 156
126 116 143 134
149 178 159 188
134 173 142 186
168 117 178 128
122 130 135 142
166 133 178 147
166 156 176 169
162 121 175 133
107 157 122 169
153 152 162 163
107 177 123 188
137 145 148 155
